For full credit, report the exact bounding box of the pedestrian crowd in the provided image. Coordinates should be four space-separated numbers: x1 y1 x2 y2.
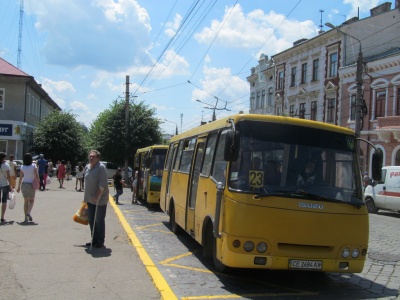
1 150 138 250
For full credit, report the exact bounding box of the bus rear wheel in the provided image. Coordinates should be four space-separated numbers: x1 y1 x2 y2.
169 204 181 234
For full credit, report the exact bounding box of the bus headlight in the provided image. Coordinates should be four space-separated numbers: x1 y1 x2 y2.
351 248 359 258
256 242 267 253
232 240 241 248
342 248 350 258
243 241 255 252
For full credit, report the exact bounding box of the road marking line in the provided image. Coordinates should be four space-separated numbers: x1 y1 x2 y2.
110 196 177 300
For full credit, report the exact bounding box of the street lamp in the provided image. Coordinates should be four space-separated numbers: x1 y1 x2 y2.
196 98 231 121
325 22 363 141
164 119 178 135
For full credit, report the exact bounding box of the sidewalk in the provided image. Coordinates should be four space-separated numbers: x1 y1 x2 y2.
0 177 160 300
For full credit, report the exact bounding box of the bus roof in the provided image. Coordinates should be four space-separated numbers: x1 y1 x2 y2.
136 144 169 154
169 114 355 143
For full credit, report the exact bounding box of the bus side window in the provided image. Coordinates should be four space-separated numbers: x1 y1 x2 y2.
164 144 175 171
211 131 228 184
173 140 185 171
201 132 218 177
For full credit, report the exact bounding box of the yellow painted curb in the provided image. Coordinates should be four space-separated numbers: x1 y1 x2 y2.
109 196 177 300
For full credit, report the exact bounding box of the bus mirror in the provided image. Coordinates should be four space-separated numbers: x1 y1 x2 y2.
371 150 382 181
224 131 240 161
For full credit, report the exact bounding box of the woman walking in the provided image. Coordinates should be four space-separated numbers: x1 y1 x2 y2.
0 152 13 223
58 160 66 188
16 153 39 222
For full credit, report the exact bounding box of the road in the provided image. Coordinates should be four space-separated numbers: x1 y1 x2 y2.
113 190 400 300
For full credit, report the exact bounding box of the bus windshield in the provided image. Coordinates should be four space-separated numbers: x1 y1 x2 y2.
228 120 363 205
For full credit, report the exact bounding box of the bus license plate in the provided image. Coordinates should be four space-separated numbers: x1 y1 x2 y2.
288 259 322 270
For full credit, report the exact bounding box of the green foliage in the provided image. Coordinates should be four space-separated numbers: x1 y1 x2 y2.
32 111 87 164
88 100 163 166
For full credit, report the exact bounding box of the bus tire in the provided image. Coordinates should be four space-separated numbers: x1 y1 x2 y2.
213 234 228 273
169 204 182 234
365 197 379 213
202 220 213 258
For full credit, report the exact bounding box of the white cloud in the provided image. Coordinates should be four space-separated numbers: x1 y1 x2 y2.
343 0 381 18
29 0 152 71
165 14 182 37
195 4 318 55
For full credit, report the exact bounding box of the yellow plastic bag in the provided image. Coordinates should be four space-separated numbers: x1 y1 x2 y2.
73 202 88 225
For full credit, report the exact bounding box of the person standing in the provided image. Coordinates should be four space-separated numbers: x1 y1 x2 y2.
48 159 54 177
58 160 66 188
16 153 39 222
75 162 84 191
0 152 13 223
113 168 127 204
8 154 17 188
66 161 72 181
83 150 109 248
37 154 47 191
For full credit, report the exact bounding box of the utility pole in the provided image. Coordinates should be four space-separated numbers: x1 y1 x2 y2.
124 75 130 182
325 22 363 158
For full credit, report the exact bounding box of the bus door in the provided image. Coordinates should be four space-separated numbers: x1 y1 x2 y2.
162 143 178 212
186 138 205 237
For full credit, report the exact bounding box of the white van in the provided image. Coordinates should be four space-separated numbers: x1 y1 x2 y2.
364 166 400 213
100 161 132 179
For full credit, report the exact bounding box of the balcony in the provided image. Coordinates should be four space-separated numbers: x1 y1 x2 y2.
376 116 400 142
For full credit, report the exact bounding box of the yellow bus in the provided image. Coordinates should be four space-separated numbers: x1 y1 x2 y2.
134 145 168 205
160 114 381 272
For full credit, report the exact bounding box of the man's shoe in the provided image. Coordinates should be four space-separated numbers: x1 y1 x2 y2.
27 214 33 221
94 243 105 248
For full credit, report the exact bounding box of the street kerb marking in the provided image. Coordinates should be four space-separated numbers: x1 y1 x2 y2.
136 223 174 234
181 291 317 300
109 196 178 300
160 248 317 298
160 250 213 274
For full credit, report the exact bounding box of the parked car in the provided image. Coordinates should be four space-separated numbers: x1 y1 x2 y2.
364 166 400 213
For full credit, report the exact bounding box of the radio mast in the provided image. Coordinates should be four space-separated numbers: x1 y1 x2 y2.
17 0 24 69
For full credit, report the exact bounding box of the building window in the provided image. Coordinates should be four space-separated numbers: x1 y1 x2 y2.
327 98 335 123
350 94 356 121
299 103 305 119
268 87 273 106
289 105 295 117
397 88 400 116
277 107 281 116
329 53 338 77
301 63 307 84
278 71 284 90
290 67 296 87
251 93 255 109
0 88 4 110
375 90 385 118
312 59 319 81
311 101 317 120
256 91 260 109
261 90 265 108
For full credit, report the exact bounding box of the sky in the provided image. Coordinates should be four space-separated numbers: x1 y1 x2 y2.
0 0 385 136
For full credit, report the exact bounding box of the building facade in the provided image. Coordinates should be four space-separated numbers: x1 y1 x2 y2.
0 58 60 159
248 1 400 171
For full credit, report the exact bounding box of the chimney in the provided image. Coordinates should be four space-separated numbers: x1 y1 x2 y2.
370 2 392 16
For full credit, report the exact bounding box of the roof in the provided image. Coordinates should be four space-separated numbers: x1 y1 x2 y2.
0 57 30 77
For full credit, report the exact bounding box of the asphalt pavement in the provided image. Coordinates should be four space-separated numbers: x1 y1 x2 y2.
0 177 160 300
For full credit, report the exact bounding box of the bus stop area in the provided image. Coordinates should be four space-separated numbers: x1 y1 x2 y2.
1 177 400 299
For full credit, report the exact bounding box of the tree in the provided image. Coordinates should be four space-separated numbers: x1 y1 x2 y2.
32 111 87 164
88 100 162 166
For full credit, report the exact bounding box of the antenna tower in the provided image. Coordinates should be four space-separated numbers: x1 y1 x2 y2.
318 10 324 34
17 0 24 69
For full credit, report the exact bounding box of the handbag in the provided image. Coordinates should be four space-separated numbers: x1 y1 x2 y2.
46 176 51 185
32 177 40 190
73 202 88 225
8 192 16 209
